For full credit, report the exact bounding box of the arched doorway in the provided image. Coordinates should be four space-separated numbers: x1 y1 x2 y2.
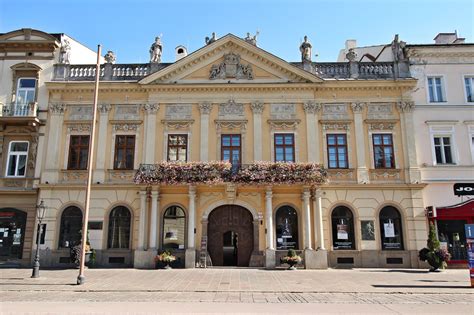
208 205 254 267
0 209 27 260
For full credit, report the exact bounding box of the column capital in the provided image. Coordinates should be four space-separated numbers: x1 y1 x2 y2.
397 101 414 113
98 103 111 114
139 190 148 196
303 101 321 114
265 186 273 198
313 188 323 198
302 188 311 200
351 102 365 113
199 102 213 115
250 101 264 114
49 103 66 115
150 190 159 197
143 103 159 114
189 185 197 196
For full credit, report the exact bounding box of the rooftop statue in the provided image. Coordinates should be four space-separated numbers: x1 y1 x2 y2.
104 50 116 64
205 32 217 45
59 39 71 64
299 35 312 62
244 31 259 46
391 34 407 62
149 35 163 63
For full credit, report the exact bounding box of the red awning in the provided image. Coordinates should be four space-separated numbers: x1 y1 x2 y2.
436 199 474 218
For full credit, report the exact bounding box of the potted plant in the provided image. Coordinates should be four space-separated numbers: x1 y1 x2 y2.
418 223 451 272
280 249 302 270
155 250 176 269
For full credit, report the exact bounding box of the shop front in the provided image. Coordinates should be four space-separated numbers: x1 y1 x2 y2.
429 199 474 265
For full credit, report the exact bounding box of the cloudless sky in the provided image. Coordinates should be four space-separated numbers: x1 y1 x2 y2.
1 0 472 63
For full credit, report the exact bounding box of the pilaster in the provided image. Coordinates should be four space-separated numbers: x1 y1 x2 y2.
199 103 212 161
351 102 369 183
94 104 111 183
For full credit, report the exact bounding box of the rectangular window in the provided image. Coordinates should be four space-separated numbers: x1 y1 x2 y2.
373 134 395 169
327 134 348 168
15 78 36 116
427 76 445 102
114 135 135 169
167 134 187 162
6 141 29 177
221 134 241 165
433 136 454 164
67 135 90 170
274 133 295 162
465 77 474 103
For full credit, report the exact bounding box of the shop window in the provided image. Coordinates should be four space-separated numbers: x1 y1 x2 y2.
6 141 29 177
275 206 299 250
274 134 295 162
107 206 131 249
58 206 83 248
114 135 135 170
372 134 395 169
162 206 186 250
331 206 355 250
379 206 404 250
67 135 90 170
437 219 468 261
327 134 348 169
167 134 188 162
0 209 27 259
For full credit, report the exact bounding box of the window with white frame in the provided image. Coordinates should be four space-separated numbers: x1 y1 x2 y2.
433 136 454 164
6 141 29 177
15 78 36 105
465 76 474 103
427 76 446 103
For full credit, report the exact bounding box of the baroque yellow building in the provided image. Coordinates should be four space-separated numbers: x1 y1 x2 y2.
37 34 426 269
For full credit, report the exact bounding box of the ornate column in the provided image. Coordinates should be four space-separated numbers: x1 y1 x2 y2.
149 189 159 250
313 188 325 250
138 190 148 250
43 104 66 183
199 103 212 161
251 101 264 161
397 101 420 183
143 103 159 164
303 102 321 162
265 187 274 250
94 104 111 183
302 188 312 249
187 185 196 248
351 102 368 183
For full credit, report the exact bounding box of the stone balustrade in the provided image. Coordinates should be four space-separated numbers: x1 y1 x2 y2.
0 102 38 117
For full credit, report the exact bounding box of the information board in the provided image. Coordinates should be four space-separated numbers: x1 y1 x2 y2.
465 224 474 288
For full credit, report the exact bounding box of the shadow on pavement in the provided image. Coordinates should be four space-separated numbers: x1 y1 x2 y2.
372 284 472 289
360 269 430 274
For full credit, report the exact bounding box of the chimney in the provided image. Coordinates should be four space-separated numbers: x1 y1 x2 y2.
345 39 357 50
433 31 465 44
175 45 188 61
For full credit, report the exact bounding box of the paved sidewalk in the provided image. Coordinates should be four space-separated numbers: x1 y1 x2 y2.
1 268 473 314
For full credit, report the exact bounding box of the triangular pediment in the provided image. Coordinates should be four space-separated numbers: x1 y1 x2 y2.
139 34 322 85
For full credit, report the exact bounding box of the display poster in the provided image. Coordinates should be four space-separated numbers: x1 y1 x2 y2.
465 224 474 288
384 221 395 238
337 224 349 240
361 221 375 240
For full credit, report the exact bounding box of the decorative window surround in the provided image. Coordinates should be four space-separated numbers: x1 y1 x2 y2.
426 121 459 166
365 119 397 131
6 141 29 177
110 122 141 170
63 123 91 170
215 120 247 163
466 122 474 163
321 121 352 170
163 131 191 161
368 130 399 170
272 132 297 162
268 119 300 162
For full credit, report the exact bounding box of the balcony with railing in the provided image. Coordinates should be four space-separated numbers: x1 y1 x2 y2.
0 102 38 120
134 161 327 186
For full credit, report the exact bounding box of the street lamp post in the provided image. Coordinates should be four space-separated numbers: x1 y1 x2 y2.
31 200 46 278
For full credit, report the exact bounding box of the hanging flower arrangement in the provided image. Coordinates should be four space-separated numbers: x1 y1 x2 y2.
134 161 327 185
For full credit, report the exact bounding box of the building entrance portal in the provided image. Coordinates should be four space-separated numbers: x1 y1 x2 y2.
208 205 254 267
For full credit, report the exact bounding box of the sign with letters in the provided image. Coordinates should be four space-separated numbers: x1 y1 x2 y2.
454 183 474 196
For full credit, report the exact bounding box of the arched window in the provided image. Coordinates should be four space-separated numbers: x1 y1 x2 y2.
162 206 186 249
379 206 404 250
275 206 299 250
58 206 83 248
331 206 355 250
107 206 131 249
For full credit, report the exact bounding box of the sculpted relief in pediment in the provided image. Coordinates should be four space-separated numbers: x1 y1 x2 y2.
209 53 254 80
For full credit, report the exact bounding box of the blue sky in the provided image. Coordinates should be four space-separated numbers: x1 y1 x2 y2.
1 0 472 63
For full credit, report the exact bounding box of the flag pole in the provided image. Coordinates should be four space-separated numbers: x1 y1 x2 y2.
77 44 101 285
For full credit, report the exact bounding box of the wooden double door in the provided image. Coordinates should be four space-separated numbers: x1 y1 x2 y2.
208 205 254 267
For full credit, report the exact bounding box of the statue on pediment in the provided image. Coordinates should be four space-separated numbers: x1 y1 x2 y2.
244 31 259 46
205 32 217 45
299 35 312 62
209 53 253 80
150 35 163 63
104 50 116 64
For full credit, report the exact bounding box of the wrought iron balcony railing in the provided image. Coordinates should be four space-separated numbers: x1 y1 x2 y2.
0 102 38 117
